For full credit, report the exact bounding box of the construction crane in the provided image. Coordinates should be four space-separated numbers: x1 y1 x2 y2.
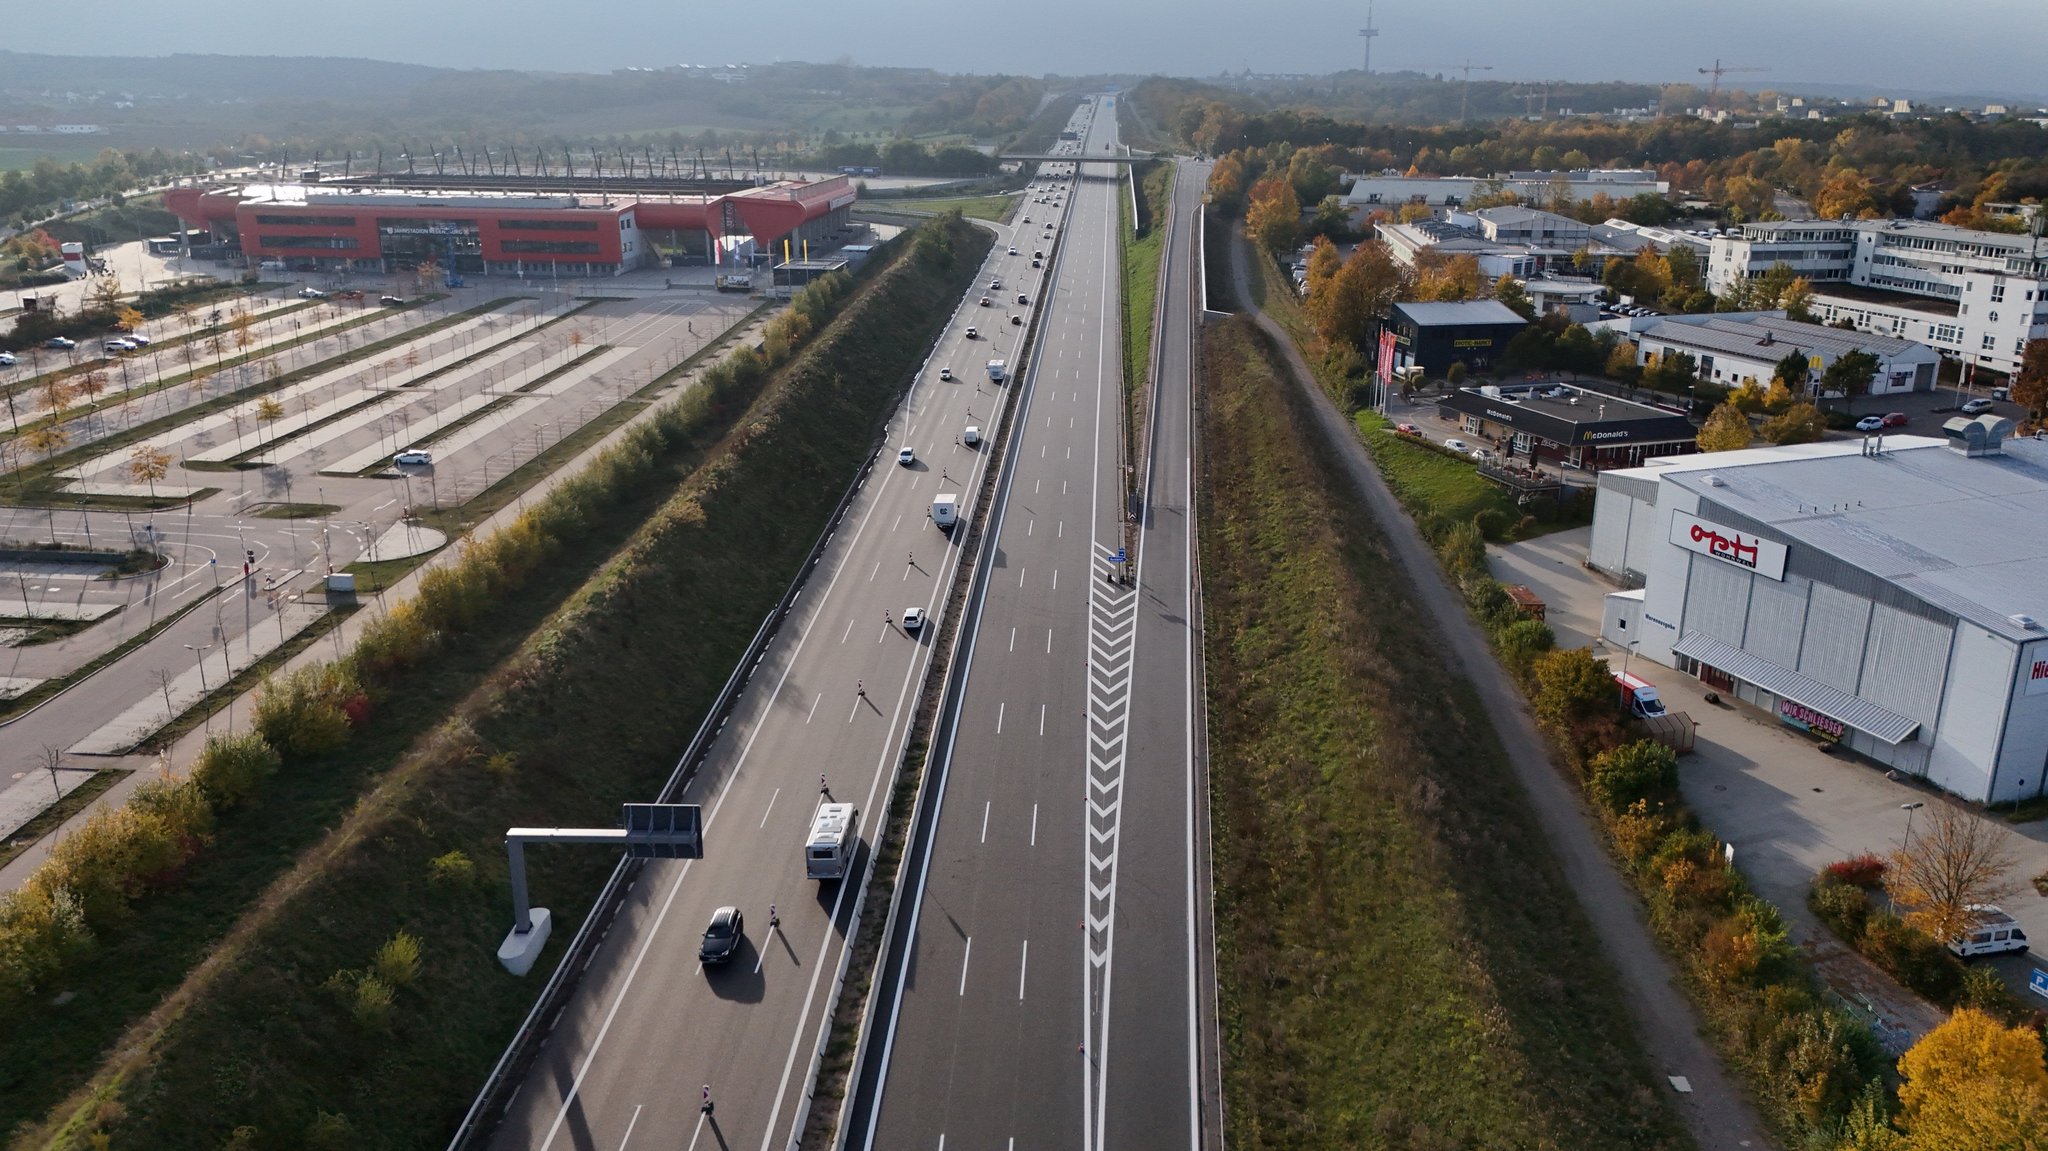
1507 82 1555 119
1698 59 1768 116
1356 0 1379 74
1434 60 1495 124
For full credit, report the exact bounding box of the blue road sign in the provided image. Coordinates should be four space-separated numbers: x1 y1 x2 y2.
1111 549 1126 564
2029 968 2048 1000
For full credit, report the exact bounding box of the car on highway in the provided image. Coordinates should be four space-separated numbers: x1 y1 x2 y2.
1033 250 1043 260
1010 314 1022 326
297 287 327 299
1032 259 1042 268
699 906 744 965
902 606 925 632
1443 437 1470 452
1015 293 1028 305
1961 397 1996 415
1007 246 1018 255
1855 415 1885 432
964 326 978 339
44 336 77 350
1022 216 1031 224
392 448 434 466
939 367 953 381
898 446 915 466
980 296 992 307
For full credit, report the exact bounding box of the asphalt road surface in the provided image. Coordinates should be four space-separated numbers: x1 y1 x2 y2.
483 129 1080 1151
849 101 1212 1151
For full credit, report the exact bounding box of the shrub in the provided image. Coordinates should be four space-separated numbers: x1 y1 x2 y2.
1859 910 1963 1003
0 884 92 1009
1495 617 1555 676
1822 853 1888 890
253 662 361 757
349 973 394 1029
427 850 476 885
38 799 200 926
1531 647 1614 734
1589 739 1680 813
189 731 281 810
304 1110 357 1151
1809 877 1873 939
371 931 421 988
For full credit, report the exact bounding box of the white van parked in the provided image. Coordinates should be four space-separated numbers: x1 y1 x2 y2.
805 803 860 880
1949 905 2030 957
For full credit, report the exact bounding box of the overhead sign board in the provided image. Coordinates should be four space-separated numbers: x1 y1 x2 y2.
1670 510 1787 581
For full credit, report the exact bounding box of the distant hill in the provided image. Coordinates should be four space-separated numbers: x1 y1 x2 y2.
0 51 453 102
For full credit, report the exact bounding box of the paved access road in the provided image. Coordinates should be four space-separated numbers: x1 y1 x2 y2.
483 135 1077 1151
849 102 1215 1151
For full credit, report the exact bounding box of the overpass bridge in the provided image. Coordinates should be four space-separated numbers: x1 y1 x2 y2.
998 152 1158 164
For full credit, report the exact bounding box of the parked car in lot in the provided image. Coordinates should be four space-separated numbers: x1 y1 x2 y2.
699 906 744 965
1855 415 1885 432
1443 437 1469 452
392 448 433 466
1394 422 1421 437
1881 411 1908 428
1961 397 1996 415
1948 905 2028 957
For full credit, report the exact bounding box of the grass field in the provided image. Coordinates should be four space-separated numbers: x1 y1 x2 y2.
886 194 1016 221
1352 409 1527 529
1122 160 1173 411
21 218 990 1149
1200 315 1685 1150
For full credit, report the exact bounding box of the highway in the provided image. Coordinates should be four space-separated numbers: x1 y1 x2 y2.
849 102 1214 1150
480 121 1088 1151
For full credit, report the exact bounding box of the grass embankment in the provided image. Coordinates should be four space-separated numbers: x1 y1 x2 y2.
1199 315 1685 1150
24 215 990 1150
1121 160 1172 422
886 194 1015 222
1353 410 1525 529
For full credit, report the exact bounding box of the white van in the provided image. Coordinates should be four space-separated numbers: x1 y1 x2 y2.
931 493 960 531
962 426 981 447
1949 905 2030 957
805 803 860 880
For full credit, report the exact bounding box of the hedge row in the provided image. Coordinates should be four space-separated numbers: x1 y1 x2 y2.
1810 860 2039 1025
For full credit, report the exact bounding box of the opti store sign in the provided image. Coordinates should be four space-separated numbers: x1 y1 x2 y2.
1779 699 1845 740
1670 510 1787 581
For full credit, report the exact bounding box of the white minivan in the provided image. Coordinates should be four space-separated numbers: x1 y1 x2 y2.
1949 905 2030 957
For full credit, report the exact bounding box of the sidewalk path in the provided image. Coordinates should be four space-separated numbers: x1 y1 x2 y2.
1226 226 1775 1150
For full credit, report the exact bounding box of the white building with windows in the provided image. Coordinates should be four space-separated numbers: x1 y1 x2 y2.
1345 168 1668 215
1616 312 1942 394
1590 423 2048 804
1708 218 2048 377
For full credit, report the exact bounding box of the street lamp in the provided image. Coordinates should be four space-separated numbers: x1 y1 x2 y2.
1621 639 1641 680
1901 801 1926 851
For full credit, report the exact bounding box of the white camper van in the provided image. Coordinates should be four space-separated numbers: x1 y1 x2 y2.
806 803 860 880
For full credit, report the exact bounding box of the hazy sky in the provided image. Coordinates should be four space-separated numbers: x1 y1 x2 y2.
13 0 2046 98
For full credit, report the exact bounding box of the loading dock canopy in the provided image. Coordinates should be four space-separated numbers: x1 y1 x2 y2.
1672 631 1922 745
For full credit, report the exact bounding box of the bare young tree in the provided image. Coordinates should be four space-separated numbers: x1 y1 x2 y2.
1891 803 2021 943
40 744 65 800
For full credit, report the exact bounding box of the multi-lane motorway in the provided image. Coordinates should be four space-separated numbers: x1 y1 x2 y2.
483 95 1213 1151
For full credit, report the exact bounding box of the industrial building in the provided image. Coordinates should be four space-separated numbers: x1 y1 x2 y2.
1376 206 1624 281
1345 168 1668 216
1590 421 2048 803
163 176 858 277
1385 300 1530 377
1435 379 1698 470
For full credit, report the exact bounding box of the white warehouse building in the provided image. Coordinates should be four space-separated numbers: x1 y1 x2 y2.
1589 419 2048 804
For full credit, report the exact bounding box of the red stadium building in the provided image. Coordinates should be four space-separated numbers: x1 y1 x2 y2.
164 176 857 277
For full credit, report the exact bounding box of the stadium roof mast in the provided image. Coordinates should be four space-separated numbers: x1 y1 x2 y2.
1357 1 1379 74
1699 59 1768 115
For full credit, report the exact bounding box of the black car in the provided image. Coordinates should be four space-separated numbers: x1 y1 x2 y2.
379 295 406 306
700 906 743 965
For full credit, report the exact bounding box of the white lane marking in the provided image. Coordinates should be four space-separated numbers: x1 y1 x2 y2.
1053 569 1059 590
996 701 1005 734
807 694 821 723
1019 567 1027 588
1009 626 1016 651
1047 629 1053 654
980 801 991 843
1059 520 1064 538
759 787 780 829
1019 941 1030 1001
1028 519 1034 537
892 514 901 531
868 561 879 582
958 937 972 996
1031 803 1039 845
1040 704 1047 736
616 1104 644 1149
841 618 855 643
